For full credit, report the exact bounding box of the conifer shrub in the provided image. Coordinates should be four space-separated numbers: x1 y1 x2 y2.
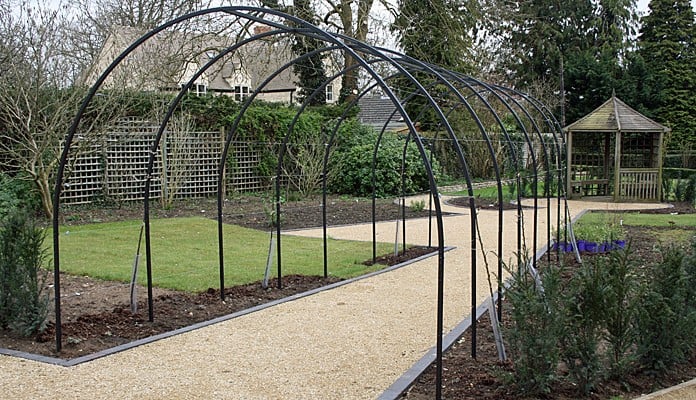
503 259 564 396
636 243 696 372
0 208 49 336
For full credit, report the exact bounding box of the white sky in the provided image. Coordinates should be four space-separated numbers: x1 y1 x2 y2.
637 0 696 15
41 0 696 14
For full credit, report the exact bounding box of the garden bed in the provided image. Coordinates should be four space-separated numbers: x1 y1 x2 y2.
403 221 696 399
1 195 438 360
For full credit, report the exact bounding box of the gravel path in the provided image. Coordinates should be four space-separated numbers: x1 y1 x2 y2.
0 197 675 399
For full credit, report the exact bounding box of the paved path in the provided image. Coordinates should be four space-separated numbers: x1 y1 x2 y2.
1 197 690 399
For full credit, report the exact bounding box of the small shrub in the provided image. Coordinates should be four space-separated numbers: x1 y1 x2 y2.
0 208 49 336
409 199 426 212
601 246 641 380
263 195 286 227
503 257 564 396
573 214 624 243
686 174 696 204
636 244 696 372
683 237 696 313
559 261 607 395
0 174 40 220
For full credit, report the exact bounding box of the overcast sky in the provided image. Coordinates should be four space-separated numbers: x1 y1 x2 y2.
637 0 696 15
41 0 696 15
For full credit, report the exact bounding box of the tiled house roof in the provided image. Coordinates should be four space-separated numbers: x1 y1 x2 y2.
357 94 408 132
82 26 340 104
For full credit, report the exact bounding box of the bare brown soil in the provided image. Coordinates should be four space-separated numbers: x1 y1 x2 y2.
1 195 438 360
403 204 696 400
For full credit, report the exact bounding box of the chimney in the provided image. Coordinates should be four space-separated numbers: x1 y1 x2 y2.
254 25 272 35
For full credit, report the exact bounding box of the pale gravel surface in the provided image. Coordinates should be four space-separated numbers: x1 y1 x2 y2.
1 196 686 400
634 378 696 400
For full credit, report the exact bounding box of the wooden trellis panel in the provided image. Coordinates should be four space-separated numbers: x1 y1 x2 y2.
162 130 223 199
61 141 104 204
228 141 270 192
104 120 162 202
60 118 267 205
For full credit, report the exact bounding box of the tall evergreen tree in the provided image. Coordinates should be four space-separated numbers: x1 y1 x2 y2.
493 0 638 123
392 0 477 73
391 0 479 129
291 0 328 106
260 0 328 106
637 0 696 148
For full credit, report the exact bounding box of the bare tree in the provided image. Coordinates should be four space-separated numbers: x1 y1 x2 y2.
0 4 128 218
160 111 197 208
319 0 375 103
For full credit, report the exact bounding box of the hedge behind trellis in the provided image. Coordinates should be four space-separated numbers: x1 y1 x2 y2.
60 95 384 204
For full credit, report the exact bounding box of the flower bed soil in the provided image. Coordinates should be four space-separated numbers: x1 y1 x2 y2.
403 218 696 399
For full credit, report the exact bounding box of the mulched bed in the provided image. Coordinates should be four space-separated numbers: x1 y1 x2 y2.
403 210 696 399
1 195 439 360
59 195 437 230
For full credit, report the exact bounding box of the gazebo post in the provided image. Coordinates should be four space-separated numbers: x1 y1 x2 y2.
566 130 573 197
613 130 622 201
657 131 664 201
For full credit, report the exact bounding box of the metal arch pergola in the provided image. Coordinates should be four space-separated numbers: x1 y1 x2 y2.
51 6 568 399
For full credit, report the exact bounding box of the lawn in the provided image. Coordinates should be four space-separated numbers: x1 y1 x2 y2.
51 217 394 292
575 211 696 243
577 210 696 228
443 181 555 201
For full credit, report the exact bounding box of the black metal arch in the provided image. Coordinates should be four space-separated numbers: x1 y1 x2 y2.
52 6 565 400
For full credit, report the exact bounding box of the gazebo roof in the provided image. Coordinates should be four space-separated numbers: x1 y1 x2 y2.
564 95 670 133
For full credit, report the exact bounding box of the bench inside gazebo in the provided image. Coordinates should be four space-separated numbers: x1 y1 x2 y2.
564 95 670 202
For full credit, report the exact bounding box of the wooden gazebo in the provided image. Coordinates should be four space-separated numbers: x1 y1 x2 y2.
564 95 670 202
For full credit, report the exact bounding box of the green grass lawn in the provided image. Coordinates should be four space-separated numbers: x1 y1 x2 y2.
51 217 394 292
443 184 514 200
577 211 696 228
442 182 555 201
576 211 696 243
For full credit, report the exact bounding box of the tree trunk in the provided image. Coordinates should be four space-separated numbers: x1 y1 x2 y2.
37 173 53 220
338 0 374 104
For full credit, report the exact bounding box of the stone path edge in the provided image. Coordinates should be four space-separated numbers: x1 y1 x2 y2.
0 246 455 368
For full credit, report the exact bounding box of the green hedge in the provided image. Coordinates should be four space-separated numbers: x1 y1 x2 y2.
329 124 435 197
662 168 696 202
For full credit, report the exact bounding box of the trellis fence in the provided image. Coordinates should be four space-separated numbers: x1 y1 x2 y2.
61 118 268 205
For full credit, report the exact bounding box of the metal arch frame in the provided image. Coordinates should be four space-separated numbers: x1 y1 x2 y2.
178 15 454 395
53 6 263 352
353 51 558 365
506 91 564 258
51 7 563 400
480 86 548 264
151 27 289 305
369 59 487 367
222 41 343 289
384 63 508 359
414 69 526 317
500 87 570 248
490 86 567 259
